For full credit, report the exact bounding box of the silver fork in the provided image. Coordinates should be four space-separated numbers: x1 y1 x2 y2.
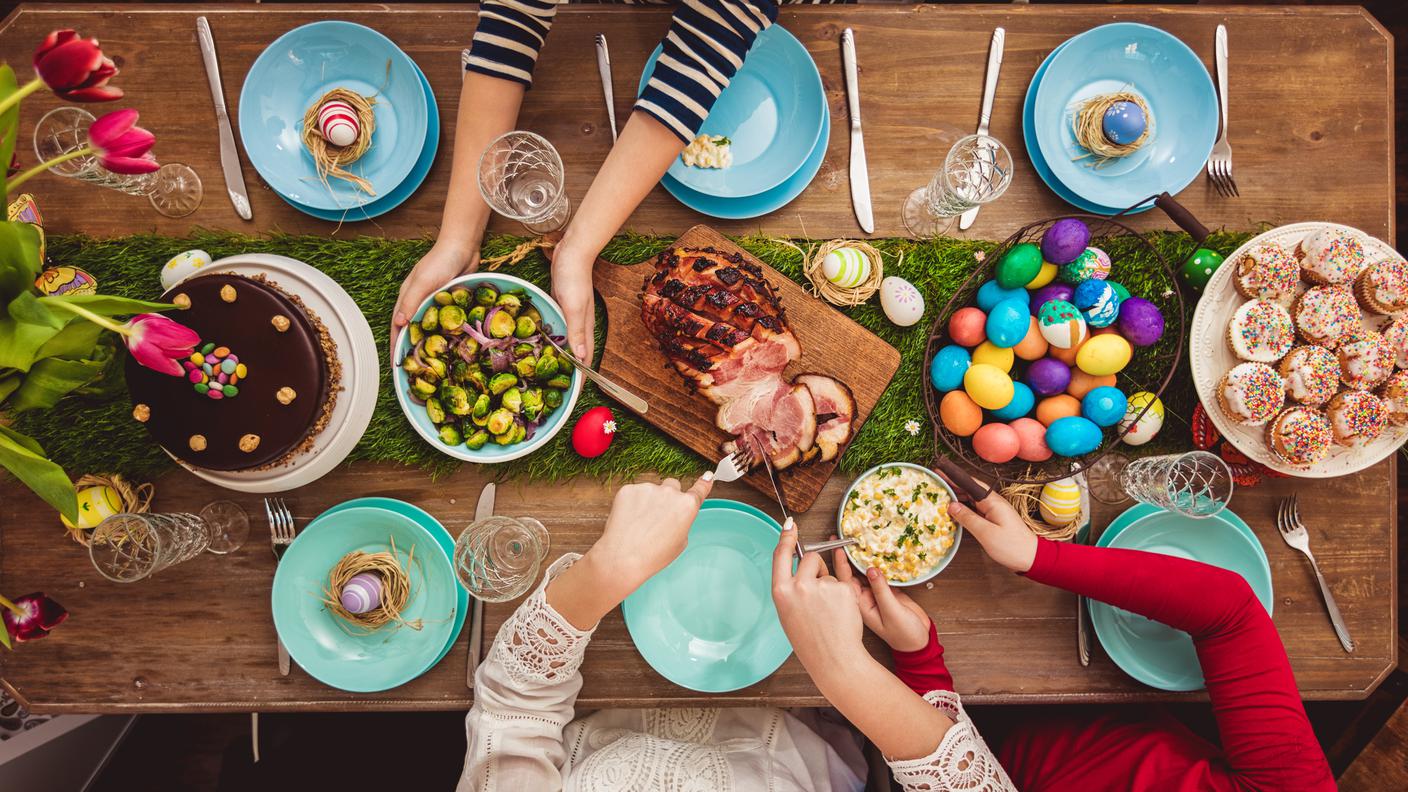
1277 495 1354 653
711 448 753 483
1206 24 1238 197
265 497 296 675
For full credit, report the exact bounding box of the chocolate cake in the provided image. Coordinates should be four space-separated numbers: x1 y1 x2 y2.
126 273 340 471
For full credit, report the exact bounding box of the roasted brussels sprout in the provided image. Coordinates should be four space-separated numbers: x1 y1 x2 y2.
411 377 438 399
424 334 449 356
486 408 515 435
512 342 535 358
425 397 447 424
438 424 464 445
464 367 489 393
521 306 542 325
501 387 523 413
488 372 518 395
433 291 453 306
420 305 439 332
514 316 537 339
514 356 537 379
451 360 472 383
488 310 516 338
442 385 472 416
401 356 425 377
451 287 472 307
439 305 467 333
494 292 523 316
467 305 487 326
546 374 572 390
522 388 545 421
534 355 559 380
459 337 481 360
544 389 563 410
470 411 490 428
471 392 491 418
465 430 489 450
408 324 424 345
423 357 448 381
474 285 499 306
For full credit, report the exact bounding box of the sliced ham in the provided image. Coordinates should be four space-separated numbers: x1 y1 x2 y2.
796 374 856 463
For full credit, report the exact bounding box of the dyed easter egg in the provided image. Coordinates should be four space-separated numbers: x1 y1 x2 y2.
1041 219 1091 265
1027 261 1060 289
1030 283 1075 314
1073 279 1122 328
879 276 925 327
940 390 983 437
996 243 1043 288
986 299 1031 348
1036 394 1082 426
948 307 988 347
1102 100 1147 145
160 249 212 290
1181 248 1225 291
1082 386 1128 427
1076 334 1132 376
1048 341 1081 366
319 99 362 147
340 572 383 614
972 341 1015 372
1067 370 1117 399
929 344 971 392
1012 317 1049 361
1037 300 1088 349
1060 247 1112 284
973 423 1021 463
1118 391 1165 446
1038 477 1082 525
1045 416 1103 457
1026 357 1072 396
1108 281 1130 301
59 484 123 531
990 381 1035 421
821 246 871 288
1011 417 1053 462
976 279 1028 312
1117 297 1165 346
963 363 1015 411
572 406 617 458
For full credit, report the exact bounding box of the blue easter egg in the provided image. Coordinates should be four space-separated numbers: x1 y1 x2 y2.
985 299 1031 349
1081 386 1128 427
1045 416 1103 457
976 279 1028 312
990 381 1035 421
1102 100 1147 145
1073 279 1122 328
929 345 971 392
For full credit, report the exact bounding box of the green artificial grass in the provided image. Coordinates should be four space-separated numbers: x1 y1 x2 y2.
10 228 1255 483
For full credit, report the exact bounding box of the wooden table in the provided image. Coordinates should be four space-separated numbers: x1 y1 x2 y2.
0 4 1397 713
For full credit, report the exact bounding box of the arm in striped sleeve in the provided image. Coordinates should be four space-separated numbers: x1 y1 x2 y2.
465 0 560 88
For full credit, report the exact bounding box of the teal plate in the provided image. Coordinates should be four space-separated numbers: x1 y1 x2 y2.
623 499 794 693
314 497 467 666
271 505 458 692
1089 504 1273 691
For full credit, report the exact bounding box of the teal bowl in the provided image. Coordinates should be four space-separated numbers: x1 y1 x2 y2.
836 463 962 587
270 505 458 692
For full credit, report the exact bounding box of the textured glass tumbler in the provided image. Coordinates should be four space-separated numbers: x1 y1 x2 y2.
477 131 570 234
88 502 249 583
1118 451 1234 519
903 134 1013 237
453 516 550 602
33 106 203 218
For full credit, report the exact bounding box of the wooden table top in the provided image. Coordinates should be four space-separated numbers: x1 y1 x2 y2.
0 4 1398 712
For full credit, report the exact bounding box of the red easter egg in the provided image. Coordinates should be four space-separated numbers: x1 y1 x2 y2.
948 307 988 347
571 406 617 458
972 423 1020 463
1010 417 1053 461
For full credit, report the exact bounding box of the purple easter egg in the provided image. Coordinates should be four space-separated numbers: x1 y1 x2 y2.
1029 283 1075 314
1026 357 1073 396
340 572 383 614
1040 219 1092 266
1116 297 1165 347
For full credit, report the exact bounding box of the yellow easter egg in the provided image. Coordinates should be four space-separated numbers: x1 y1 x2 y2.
1026 261 1059 289
1038 477 1082 525
963 363 1015 411
1075 334 1132 377
60 484 123 531
971 341 1015 373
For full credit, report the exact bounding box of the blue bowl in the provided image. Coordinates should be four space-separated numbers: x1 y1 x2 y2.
239 21 429 210
638 25 825 198
1024 41 1129 215
1031 23 1217 211
391 273 584 464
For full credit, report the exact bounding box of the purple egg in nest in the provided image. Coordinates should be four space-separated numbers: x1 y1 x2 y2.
1116 297 1165 347
1040 219 1092 266
1025 357 1073 396
1029 283 1075 314
340 572 383 614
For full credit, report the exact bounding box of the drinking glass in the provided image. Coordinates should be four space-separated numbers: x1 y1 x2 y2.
1083 451 1133 505
477 131 570 234
902 134 1013 237
453 516 550 602
33 107 203 218
1118 451 1234 519
88 501 250 583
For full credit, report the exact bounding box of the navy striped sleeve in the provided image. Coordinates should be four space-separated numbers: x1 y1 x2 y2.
635 0 778 142
466 0 559 87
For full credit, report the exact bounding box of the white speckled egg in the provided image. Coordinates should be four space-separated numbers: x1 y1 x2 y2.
1038 477 1082 526
879 276 925 327
1118 391 1165 446
821 246 871 288
161 249 213 290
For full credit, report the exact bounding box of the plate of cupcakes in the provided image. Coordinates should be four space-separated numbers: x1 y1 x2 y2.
1190 222 1408 477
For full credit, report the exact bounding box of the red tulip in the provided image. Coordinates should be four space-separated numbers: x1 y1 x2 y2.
124 313 199 376
89 109 159 174
2 593 68 644
33 29 123 102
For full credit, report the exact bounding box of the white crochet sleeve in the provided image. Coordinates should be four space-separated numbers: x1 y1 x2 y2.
887 690 1017 792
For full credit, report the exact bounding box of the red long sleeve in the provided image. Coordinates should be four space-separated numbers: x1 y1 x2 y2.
890 621 954 697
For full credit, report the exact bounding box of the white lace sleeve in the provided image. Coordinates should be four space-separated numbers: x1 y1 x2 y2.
886 690 1017 792
489 553 595 688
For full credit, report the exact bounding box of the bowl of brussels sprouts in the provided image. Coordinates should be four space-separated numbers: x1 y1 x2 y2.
391 273 583 462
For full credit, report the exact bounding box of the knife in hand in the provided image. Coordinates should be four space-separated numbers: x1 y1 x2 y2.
196 17 252 221
959 27 1005 231
840 29 874 234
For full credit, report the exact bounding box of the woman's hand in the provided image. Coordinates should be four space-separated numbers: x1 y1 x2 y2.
833 544 932 652
942 482 1039 574
390 239 479 356
772 522 869 677
550 244 597 363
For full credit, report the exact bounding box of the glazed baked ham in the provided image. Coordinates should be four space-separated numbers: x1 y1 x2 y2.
642 246 856 469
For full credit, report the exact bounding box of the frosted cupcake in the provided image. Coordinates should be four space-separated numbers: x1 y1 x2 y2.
1382 316 1408 369
1353 255 1408 315
1233 243 1299 301
1227 299 1294 363
1279 345 1340 406
1338 334 1395 390
1267 406 1333 468
1297 228 1367 285
1216 362 1285 427
1324 390 1387 445
1291 286 1359 347
1378 370 1408 426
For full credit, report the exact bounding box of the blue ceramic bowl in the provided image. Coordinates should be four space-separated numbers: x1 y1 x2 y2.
391 273 583 464
239 21 428 210
1024 41 1129 215
1031 23 1217 211
638 25 825 198
836 463 962 587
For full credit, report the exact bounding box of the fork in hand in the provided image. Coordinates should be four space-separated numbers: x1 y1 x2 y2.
1206 24 1238 197
1276 494 1354 653
265 497 296 675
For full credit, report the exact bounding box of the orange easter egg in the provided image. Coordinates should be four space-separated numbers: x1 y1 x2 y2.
940 390 983 437
1036 394 1082 426
1067 371 1117 399
1012 317 1049 361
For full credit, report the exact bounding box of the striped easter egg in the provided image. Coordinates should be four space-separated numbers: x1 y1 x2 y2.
1038 477 1082 526
821 246 871 288
318 99 361 147
339 571 383 614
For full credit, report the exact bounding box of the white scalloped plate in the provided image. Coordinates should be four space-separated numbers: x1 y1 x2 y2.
1189 222 1408 478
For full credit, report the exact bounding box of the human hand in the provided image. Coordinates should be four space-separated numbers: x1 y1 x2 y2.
940 480 1038 574
772 522 869 678
586 475 714 596
832 543 932 652
550 245 597 363
390 239 479 357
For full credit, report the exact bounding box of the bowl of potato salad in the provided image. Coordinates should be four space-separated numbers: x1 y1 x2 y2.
837 463 962 586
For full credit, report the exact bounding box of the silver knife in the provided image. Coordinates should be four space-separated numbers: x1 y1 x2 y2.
595 34 617 144
196 17 252 220
543 334 649 415
840 29 873 234
959 27 1005 231
467 482 495 689
1075 480 1097 666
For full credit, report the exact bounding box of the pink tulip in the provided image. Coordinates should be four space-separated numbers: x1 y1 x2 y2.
125 313 199 376
33 29 123 102
2 593 68 644
89 109 159 174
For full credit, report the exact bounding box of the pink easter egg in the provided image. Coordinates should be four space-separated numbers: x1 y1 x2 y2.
1011 417 1053 462
318 100 360 147
972 423 1021 463
948 307 988 347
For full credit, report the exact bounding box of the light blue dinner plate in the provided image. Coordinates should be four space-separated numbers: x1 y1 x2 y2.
1089 503 1273 692
271 505 458 692
1024 41 1129 215
623 499 794 693
1031 23 1217 212
276 58 440 222
659 105 829 220
315 497 467 666
638 25 826 198
239 21 428 210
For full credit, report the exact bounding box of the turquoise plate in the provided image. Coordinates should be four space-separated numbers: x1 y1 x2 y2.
1089 503 1273 692
1024 41 1128 215
623 499 794 693
315 497 467 666
271 505 457 692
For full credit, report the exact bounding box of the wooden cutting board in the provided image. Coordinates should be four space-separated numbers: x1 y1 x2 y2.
593 225 901 513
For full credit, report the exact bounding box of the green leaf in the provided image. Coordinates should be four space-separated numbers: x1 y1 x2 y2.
8 288 63 327
0 220 42 303
0 424 76 522
0 63 17 201
0 370 19 404
7 356 105 412
0 624 12 650
38 293 173 317
0 314 67 370
33 318 104 361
